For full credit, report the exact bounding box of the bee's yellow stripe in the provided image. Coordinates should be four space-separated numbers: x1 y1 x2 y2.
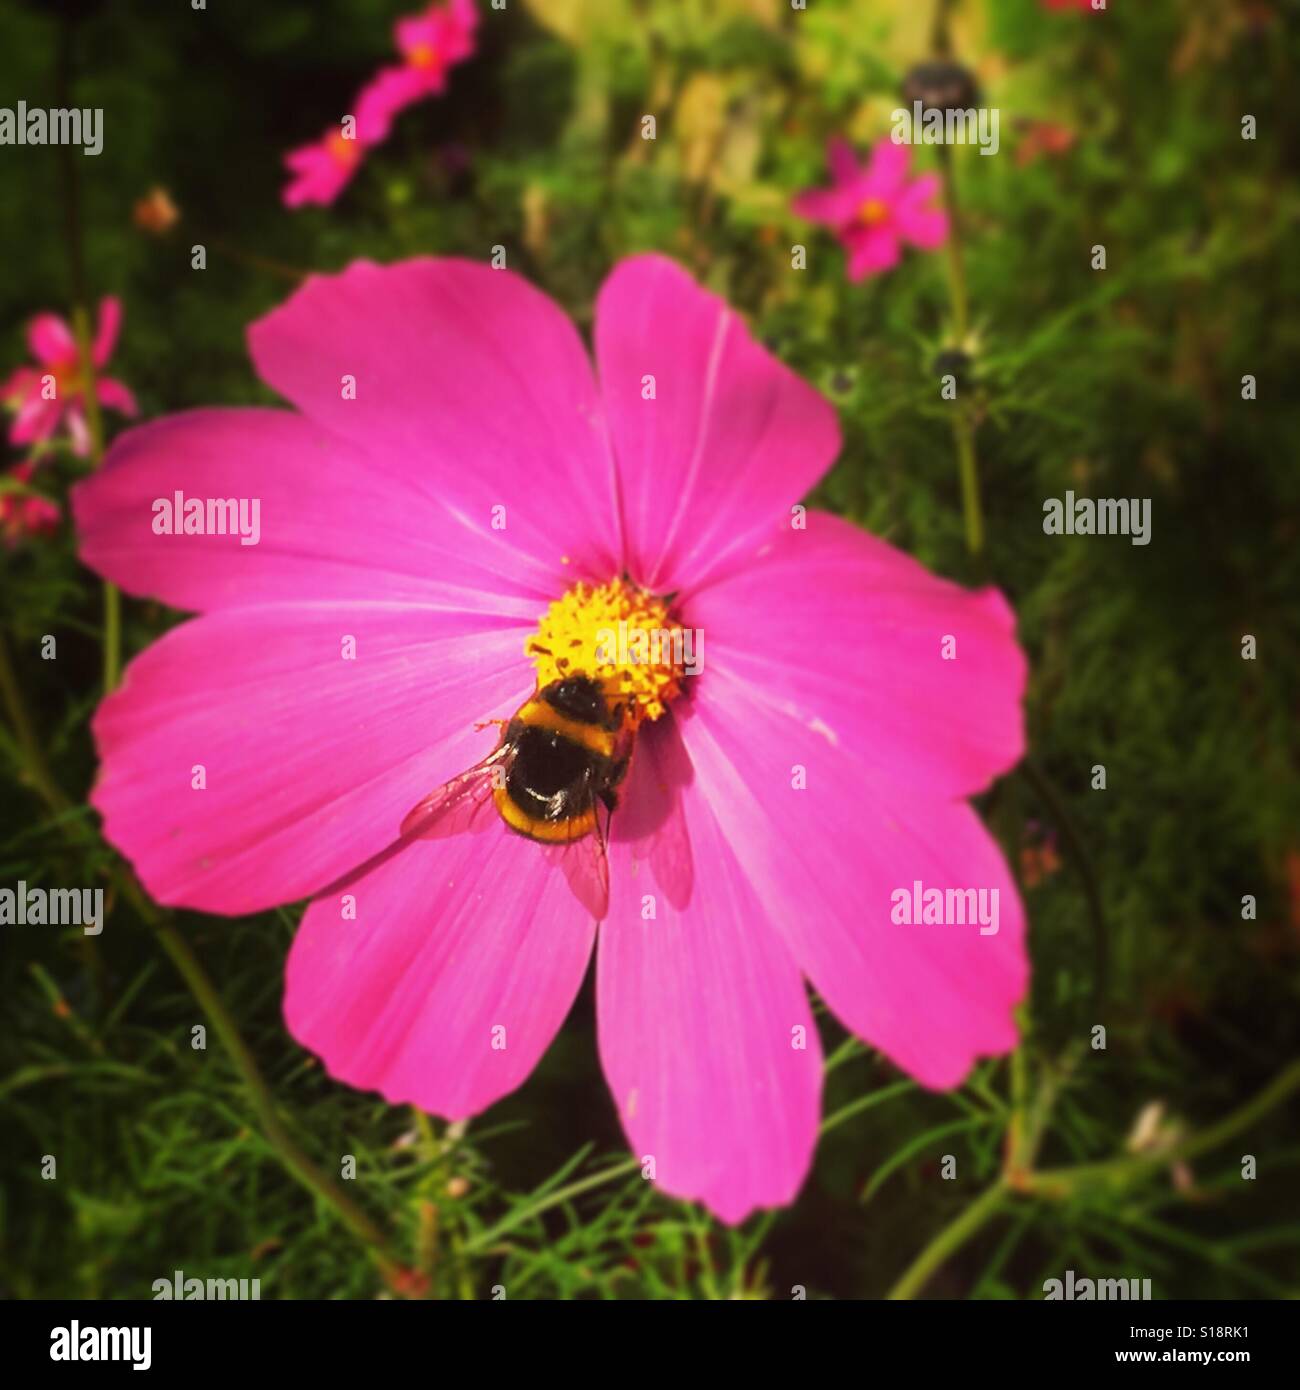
494 785 596 842
515 700 615 757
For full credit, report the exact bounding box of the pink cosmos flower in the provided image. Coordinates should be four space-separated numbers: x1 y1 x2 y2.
1041 0 1096 11
3 297 137 456
0 460 60 547
74 255 1028 1222
282 124 369 210
793 136 949 282
356 0 481 135
282 3 477 209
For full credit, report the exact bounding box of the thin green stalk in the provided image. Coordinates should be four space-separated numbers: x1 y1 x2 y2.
887 1180 1006 1299
931 3 984 557
889 1058 1300 1297
463 1158 639 1254
1023 1059 1300 1200
0 631 72 815
1019 756 1110 1017
0 639 400 1279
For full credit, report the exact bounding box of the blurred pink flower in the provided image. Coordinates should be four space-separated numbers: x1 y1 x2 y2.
359 0 481 132
3 297 137 456
281 2 478 209
793 137 949 282
1041 0 1098 11
282 127 368 209
0 460 60 547
75 255 1027 1223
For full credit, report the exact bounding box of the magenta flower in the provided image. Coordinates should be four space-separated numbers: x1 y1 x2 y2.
282 125 368 210
348 0 480 137
793 136 949 282
0 460 60 547
74 256 1027 1222
394 0 479 98
1042 0 1096 10
3 296 137 456
281 3 478 209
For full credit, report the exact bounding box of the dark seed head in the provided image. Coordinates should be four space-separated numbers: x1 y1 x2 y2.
902 61 979 115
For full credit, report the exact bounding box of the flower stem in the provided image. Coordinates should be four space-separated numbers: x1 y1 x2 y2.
930 2 984 557
888 1057 1300 1297
0 637 400 1279
887 1180 1006 1299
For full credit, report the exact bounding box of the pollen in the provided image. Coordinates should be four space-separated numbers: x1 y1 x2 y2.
859 196 889 226
525 577 686 727
327 132 358 167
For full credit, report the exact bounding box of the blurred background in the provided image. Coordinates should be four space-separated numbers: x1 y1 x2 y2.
2 0 1298 1299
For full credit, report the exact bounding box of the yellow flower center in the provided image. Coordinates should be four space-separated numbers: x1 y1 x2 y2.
524 577 686 729
410 42 439 69
859 197 889 227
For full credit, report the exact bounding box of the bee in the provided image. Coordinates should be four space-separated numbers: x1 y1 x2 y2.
400 674 634 920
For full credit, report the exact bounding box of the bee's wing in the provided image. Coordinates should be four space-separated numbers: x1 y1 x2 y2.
399 745 514 840
541 804 611 922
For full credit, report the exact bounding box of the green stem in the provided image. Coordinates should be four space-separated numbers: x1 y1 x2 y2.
0 642 399 1278
1019 756 1110 1018
0 632 73 815
890 1058 1300 1297
951 410 983 556
887 1180 1006 1299
463 1159 639 1254
930 5 983 557
1023 1059 1300 1199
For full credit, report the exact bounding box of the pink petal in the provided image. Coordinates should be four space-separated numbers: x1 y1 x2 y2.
682 667 1027 1090
247 259 622 590
611 712 694 911
10 392 61 446
95 376 138 416
27 313 76 366
599 774 822 1223
281 140 359 208
826 136 860 185
90 602 531 914
896 176 949 249
2 365 40 404
354 66 425 142
93 296 123 366
394 13 439 54
285 825 594 1117
75 408 547 616
863 134 912 197
791 185 862 229
685 512 1026 798
66 406 90 456
846 225 902 279
593 254 840 595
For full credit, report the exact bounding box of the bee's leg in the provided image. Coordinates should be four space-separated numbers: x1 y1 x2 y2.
474 717 508 732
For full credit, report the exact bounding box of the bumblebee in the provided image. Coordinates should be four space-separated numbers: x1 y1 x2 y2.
400 674 634 919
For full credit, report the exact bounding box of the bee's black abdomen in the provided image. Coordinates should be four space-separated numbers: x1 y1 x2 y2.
506 724 594 822
542 675 609 727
